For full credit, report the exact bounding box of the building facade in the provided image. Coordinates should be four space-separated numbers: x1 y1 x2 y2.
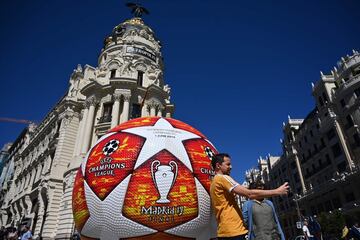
0 143 12 190
294 50 360 218
249 50 360 239
0 14 175 239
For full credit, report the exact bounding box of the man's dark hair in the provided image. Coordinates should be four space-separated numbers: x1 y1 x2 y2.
211 153 230 170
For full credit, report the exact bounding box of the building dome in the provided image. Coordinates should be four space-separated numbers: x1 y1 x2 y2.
101 17 161 58
97 16 165 89
111 17 158 43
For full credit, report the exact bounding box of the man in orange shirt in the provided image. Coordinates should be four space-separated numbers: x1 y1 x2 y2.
210 153 289 240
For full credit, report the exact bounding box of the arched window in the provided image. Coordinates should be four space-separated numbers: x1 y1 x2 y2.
110 69 116 78
137 71 144 86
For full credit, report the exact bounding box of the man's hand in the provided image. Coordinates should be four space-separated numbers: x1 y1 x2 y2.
276 182 289 195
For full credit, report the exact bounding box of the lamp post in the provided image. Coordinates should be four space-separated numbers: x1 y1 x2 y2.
293 194 302 229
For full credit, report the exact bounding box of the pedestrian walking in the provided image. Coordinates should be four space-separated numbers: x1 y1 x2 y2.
303 220 314 240
341 224 349 239
350 222 360 240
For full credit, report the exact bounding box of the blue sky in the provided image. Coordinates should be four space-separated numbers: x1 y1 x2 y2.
1 0 359 182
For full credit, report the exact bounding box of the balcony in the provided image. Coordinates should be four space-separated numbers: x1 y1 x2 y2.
299 167 360 201
336 74 360 98
95 115 112 136
338 53 360 76
97 115 112 124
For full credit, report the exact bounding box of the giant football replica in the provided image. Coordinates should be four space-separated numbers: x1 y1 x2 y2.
72 117 218 239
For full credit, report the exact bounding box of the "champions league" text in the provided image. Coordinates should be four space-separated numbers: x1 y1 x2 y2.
88 157 125 176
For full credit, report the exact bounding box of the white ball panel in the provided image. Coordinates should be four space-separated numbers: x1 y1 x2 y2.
165 178 213 239
82 175 157 239
82 181 105 238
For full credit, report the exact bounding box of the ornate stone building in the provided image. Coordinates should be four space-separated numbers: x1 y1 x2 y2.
249 50 360 239
244 155 279 185
0 143 12 190
0 13 174 239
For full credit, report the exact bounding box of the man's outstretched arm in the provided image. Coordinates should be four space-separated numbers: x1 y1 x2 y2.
232 182 289 199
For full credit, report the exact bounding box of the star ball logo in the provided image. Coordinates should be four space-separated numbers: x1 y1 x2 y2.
102 139 119 156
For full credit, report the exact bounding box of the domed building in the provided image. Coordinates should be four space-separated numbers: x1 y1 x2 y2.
0 8 174 239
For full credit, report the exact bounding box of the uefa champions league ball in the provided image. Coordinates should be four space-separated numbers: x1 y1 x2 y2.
72 117 218 240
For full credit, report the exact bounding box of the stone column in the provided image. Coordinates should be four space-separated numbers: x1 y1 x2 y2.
54 171 77 239
33 189 46 238
9 206 15 225
334 119 354 170
0 210 8 226
329 110 354 171
12 204 20 224
122 94 131 122
41 181 63 239
78 107 89 156
29 168 37 187
81 96 97 154
141 103 149 117
73 111 85 156
294 153 306 193
42 155 51 176
111 93 121 128
157 105 163 117
18 200 26 219
150 102 156 116
24 195 33 216
291 131 307 193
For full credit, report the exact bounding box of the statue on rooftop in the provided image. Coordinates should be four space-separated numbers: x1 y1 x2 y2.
126 2 149 18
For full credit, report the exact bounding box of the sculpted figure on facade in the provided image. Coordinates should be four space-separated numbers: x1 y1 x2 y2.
164 85 171 103
11 205 18 223
163 84 171 95
68 65 83 97
104 36 112 47
24 195 32 216
59 107 75 129
86 95 98 108
137 95 143 104
120 56 134 75
139 29 149 40
147 66 162 86
18 201 25 217
134 61 147 73
64 172 75 190
68 79 79 98
123 28 138 39
97 68 107 78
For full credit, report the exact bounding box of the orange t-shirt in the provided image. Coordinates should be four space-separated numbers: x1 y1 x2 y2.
210 174 248 237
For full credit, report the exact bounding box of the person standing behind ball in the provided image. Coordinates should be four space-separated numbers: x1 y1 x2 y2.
242 180 285 240
210 153 289 240
20 226 32 240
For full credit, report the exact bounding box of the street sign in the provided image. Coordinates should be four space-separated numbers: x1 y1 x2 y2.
296 221 302 229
